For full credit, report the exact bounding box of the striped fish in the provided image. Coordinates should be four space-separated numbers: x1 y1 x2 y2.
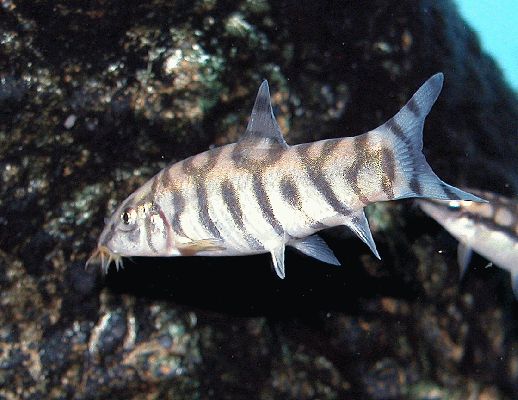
87 73 485 278
418 190 518 297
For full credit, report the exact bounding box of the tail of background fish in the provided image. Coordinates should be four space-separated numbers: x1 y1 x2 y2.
372 73 484 203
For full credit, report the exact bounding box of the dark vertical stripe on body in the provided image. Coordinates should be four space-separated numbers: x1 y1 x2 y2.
252 177 284 236
221 180 243 226
160 168 173 190
305 141 352 215
230 144 285 238
154 203 174 252
279 176 330 232
380 147 396 199
310 221 328 230
160 169 189 238
221 179 263 249
280 177 301 209
182 148 222 176
150 174 160 198
140 176 163 253
170 190 187 237
301 134 397 208
196 184 222 240
177 148 224 240
297 140 353 216
343 135 370 205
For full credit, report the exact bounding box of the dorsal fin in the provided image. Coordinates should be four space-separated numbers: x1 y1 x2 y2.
238 80 288 150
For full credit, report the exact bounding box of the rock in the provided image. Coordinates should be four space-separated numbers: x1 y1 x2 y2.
1 0 517 398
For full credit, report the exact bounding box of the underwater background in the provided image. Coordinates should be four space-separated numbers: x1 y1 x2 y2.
0 0 517 399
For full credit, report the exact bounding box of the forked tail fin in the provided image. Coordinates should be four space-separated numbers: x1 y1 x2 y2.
375 73 485 203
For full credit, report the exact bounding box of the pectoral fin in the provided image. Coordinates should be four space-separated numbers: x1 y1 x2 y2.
270 246 286 279
178 239 226 256
290 235 340 266
457 243 473 279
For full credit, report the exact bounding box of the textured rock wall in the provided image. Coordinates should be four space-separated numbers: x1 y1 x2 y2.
1 0 517 398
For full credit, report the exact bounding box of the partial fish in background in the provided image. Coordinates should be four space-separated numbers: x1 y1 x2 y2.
87 73 484 278
418 189 518 297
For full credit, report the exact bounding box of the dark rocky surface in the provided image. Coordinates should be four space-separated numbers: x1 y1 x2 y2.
1 0 517 399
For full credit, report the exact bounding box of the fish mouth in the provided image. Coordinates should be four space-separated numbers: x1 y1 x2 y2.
85 245 123 274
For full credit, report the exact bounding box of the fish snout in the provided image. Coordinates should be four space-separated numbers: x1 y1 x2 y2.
86 223 123 274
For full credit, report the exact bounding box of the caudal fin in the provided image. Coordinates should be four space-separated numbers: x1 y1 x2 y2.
375 73 485 203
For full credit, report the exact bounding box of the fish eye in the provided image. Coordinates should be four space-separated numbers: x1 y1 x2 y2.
120 207 137 227
447 201 461 211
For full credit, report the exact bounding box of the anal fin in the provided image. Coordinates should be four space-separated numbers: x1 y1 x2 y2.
341 210 381 260
457 243 473 279
290 235 340 266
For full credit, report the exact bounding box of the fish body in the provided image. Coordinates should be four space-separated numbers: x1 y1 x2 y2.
418 190 518 296
89 73 484 278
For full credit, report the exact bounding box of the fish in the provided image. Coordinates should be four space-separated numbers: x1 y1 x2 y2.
87 73 485 278
418 190 518 297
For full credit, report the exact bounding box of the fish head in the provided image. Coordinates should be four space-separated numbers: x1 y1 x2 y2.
418 198 479 239
87 190 172 273
419 198 465 219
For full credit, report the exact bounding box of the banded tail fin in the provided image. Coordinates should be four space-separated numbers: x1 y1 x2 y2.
376 73 485 203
